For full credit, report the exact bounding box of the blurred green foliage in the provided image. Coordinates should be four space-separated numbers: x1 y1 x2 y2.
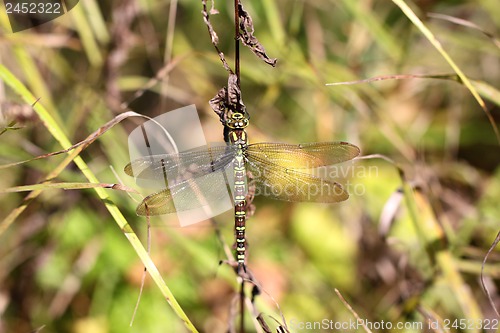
0 0 499 332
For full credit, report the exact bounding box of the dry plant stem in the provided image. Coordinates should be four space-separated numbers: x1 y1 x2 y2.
201 0 233 73
202 0 275 330
481 230 500 317
0 111 139 170
326 73 465 86
234 0 240 86
256 314 272 333
228 293 239 333
159 0 178 112
212 220 236 263
427 12 500 48
0 110 140 235
335 289 373 333
233 1 246 331
245 277 289 332
417 306 447 333
392 0 499 143
239 278 245 333
0 182 137 194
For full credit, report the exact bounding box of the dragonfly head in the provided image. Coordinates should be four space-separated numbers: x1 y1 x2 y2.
226 112 249 129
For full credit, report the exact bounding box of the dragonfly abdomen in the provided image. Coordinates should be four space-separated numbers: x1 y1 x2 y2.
228 120 249 269
233 147 247 267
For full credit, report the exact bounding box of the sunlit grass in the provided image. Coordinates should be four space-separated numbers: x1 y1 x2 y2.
0 0 498 332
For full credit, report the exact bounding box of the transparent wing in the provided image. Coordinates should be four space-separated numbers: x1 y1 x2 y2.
124 144 235 184
246 159 349 202
131 141 360 214
245 142 359 202
247 141 359 169
135 171 233 216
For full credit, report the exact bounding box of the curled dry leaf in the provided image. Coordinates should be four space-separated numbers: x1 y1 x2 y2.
227 74 245 111
238 3 277 67
209 74 246 122
209 86 228 119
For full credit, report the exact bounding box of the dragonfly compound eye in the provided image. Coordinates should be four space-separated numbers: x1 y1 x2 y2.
226 113 249 129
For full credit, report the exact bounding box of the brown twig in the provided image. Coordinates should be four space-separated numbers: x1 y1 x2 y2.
201 0 233 73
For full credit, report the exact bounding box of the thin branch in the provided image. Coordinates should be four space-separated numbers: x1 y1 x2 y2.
201 0 233 73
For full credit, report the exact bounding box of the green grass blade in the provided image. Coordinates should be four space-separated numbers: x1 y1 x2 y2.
392 0 500 142
0 64 199 333
68 2 103 66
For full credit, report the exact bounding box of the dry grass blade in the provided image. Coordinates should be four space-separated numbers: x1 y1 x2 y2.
481 230 500 318
0 111 138 170
335 289 373 333
327 73 500 107
392 0 500 143
427 12 500 49
332 74 500 105
327 73 460 86
0 182 137 193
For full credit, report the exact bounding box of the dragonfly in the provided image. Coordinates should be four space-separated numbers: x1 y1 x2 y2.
124 110 360 272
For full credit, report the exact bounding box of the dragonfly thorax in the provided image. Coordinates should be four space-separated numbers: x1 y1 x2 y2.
226 112 249 146
229 129 247 146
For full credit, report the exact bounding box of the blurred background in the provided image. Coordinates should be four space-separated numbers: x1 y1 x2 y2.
0 0 499 332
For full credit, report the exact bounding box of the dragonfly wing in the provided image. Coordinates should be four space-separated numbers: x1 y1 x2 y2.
136 188 176 216
124 144 235 183
247 141 359 169
246 155 349 203
136 170 234 216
